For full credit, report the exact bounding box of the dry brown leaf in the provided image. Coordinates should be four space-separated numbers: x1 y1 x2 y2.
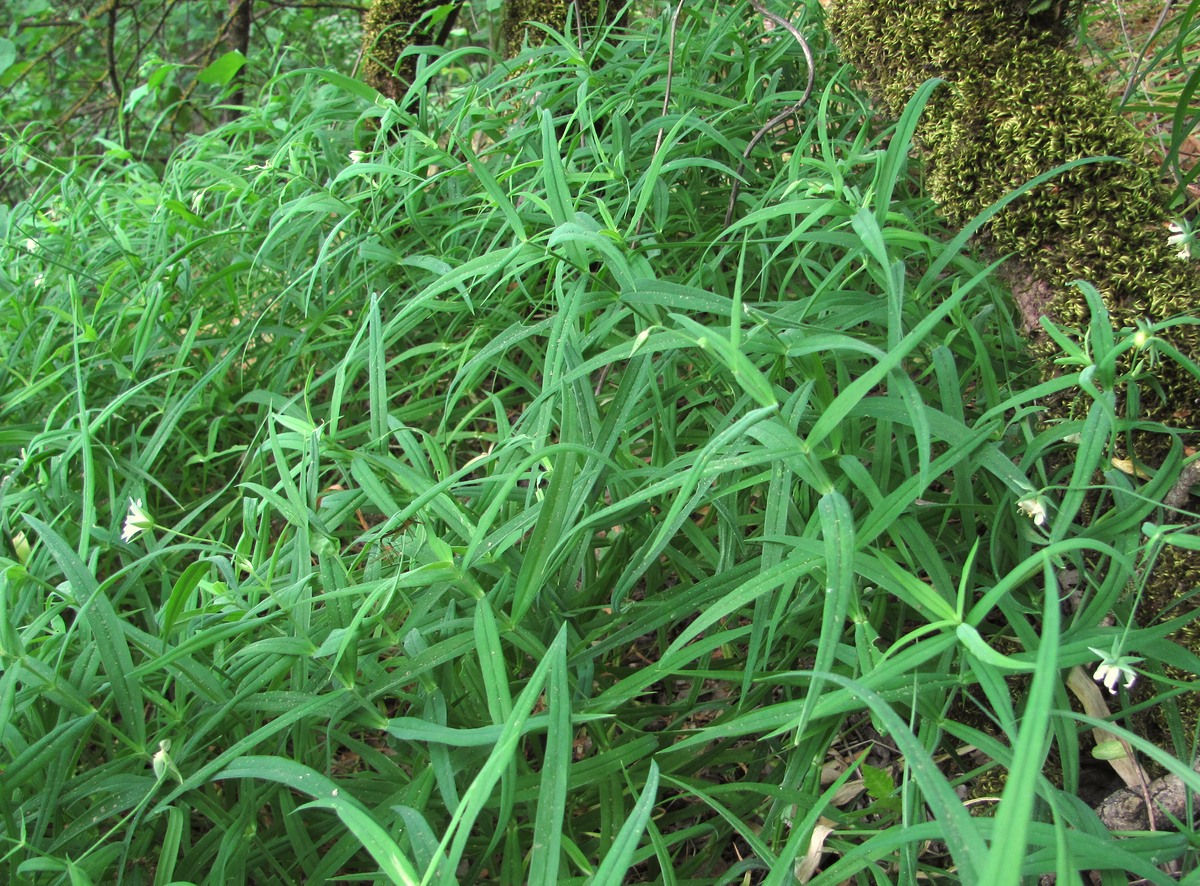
832 779 866 807
1065 665 1148 790
1111 457 1151 480
794 818 837 883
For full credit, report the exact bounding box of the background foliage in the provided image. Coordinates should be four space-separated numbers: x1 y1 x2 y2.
1 0 1198 883
0 0 363 203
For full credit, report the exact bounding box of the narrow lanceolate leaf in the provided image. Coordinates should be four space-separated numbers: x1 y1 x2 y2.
528 637 571 884
588 760 660 884
541 109 573 227
213 757 419 885
796 491 856 737
23 515 145 748
2 713 96 790
979 559 1061 886
510 438 581 625
473 598 513 723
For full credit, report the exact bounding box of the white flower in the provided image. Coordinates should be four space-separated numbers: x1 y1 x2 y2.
152 739 182 783
1089 646 1142 695
1167 222 1194 261
349 150 367 164
122 498 154 542
1017 495 1048 527
12 531 30 565
151 740 170 778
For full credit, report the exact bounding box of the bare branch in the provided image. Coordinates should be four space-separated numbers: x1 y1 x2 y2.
723 0 816 230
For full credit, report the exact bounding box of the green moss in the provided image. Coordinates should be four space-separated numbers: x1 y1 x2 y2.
503 0 606 56
361 0 454 102
825 0 1200 416
362 0 616 90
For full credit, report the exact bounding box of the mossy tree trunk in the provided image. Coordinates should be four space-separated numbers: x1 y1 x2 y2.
825 2 1200 459
362 0 620 102
825 1 1197 376
503 0 614 57
360 0 463 103
824 0 1200 753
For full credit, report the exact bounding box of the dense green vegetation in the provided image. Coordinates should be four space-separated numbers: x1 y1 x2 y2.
1 0 1198 882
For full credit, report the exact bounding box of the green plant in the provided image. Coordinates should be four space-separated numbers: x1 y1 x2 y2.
1 1 1198 882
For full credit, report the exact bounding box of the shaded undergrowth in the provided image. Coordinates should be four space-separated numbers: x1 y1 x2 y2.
1 1 1199 882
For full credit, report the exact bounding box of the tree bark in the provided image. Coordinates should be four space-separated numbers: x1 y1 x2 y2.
225 0 252 119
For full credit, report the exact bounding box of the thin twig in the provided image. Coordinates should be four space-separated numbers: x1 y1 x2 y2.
1120 0 1176 106
572 0 585 49
653 0 688 159
634 0 686 239
16 19 85 29
104 0 124 116
723 0 816 230
1164 458 1200 511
